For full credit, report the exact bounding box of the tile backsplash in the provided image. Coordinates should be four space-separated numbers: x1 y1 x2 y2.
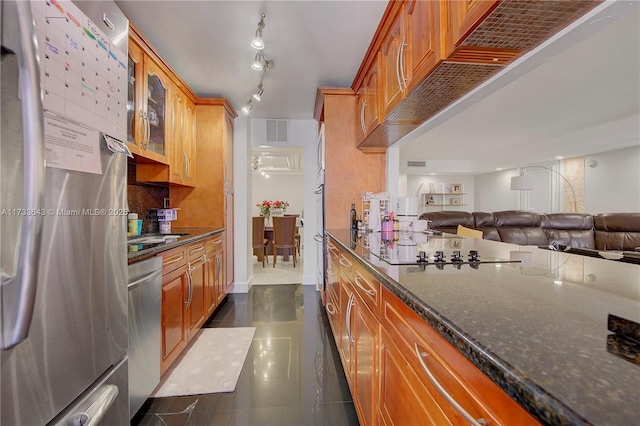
127 159 168 233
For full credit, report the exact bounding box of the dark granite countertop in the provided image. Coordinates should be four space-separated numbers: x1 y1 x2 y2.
127 227 224 263
327 229 640 426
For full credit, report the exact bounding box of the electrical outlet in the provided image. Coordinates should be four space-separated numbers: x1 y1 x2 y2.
163 198 170 208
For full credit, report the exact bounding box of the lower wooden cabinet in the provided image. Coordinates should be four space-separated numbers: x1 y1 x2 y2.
324 236 539 426
159 235 227 375
186 250 206 340
379 328 452 426
353 293 379 426
159 246 188 374
205 235 224 316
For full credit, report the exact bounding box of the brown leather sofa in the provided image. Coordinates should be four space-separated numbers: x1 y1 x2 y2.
594 213 640 250
419 211 640 250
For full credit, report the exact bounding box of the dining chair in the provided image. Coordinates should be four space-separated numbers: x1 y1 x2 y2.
272 216 297 268
286 214 301 256
252 216 269 267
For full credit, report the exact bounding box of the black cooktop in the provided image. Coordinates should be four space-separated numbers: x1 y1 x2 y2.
359 231 521 268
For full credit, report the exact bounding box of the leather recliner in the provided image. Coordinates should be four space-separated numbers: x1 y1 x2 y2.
418 211 474 235
540 213 595 249
493 211 548 246
593 213 640 250
472 212 500 242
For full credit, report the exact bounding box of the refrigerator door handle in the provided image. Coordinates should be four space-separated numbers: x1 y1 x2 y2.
70 384 119 426
1 0 46 350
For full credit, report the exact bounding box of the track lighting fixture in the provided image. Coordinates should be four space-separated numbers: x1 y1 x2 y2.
242 13 273 115
241 99 254 115
251 13 265 50
252 83 264 102
251 51 266 70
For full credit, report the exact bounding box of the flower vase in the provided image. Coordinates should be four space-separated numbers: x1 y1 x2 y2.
270 207 284 217
265 214 272 227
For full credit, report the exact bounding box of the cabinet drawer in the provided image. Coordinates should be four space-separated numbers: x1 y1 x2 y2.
159 246 187 275
337 250 354 283
186 240 206 261
381 287 538 426
353 267 380 318
205 236 223 255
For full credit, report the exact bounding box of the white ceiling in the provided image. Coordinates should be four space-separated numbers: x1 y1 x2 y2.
115 1 639 176
252 146 303 175
115 0 388 119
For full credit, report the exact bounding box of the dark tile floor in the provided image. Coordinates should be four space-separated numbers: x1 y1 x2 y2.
132 285 359 426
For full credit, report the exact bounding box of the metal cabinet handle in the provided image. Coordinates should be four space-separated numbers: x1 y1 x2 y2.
1 0 45 350
145 110 151 149
183 152 188 180
127 269 162 291
414 343 487 426
396 36 403 92
345 293 355 344
338 256 352 269
71 384 119 426
314 233 325 243
162 253 184 267
355 275 376 297
360 100 367 133
185 263 193 308
313 184 323 194
326 302 336 316
399 37 407 89
190 246 205 254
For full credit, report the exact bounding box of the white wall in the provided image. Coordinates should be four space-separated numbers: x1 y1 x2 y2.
232 115 251 294
585 145 640 213
251 174 304 216
474 170 519 212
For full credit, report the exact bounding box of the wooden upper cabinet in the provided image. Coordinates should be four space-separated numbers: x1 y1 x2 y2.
127 39 169 164
356 54 381 145
169 88 184 183
380 8 406 118
143 55 170 158
126 41 143 153
443 0 500 56
169 88 196 186
355 85 366 142
223 113 234 189
183 98 196 185
405 0 441 93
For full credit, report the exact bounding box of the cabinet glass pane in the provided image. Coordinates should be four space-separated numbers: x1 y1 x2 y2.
147 74 166 156
127 56 136 144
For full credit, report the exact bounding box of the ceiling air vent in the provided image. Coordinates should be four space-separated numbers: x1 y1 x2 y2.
266 119 288 143
407 160 426 167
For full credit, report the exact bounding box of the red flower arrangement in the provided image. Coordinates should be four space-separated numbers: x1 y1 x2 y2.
256 200 289 216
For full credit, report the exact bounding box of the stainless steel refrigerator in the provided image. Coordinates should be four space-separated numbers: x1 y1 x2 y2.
1 0 130 424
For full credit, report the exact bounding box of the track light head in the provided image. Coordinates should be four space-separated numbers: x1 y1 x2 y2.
241 99 254 115
252 84 264 102
251 14 266 49
251 51 266 70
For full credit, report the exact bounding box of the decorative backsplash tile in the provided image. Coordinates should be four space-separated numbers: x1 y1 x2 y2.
127 159 168 233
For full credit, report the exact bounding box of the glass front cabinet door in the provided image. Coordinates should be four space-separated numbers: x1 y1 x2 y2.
127 39 169 164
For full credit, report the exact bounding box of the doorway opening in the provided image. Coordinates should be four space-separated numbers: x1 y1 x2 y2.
250 146 304 284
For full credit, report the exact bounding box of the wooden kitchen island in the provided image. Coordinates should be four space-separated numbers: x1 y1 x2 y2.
324 229 640 426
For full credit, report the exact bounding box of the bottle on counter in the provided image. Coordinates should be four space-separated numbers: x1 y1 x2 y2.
350 200 357 229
